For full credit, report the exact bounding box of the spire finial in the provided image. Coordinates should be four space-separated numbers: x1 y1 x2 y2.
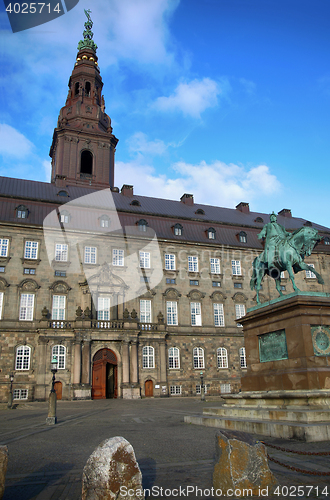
77 9 98 53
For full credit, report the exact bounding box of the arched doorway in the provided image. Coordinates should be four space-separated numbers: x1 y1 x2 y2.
54 381 62 400
145 380 153 397
92 349 118 399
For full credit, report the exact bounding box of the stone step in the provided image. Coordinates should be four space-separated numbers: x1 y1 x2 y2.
184 414 330 442
203 406 330 422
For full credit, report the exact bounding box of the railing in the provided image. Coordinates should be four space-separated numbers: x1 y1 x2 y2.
139 323 159 331
50 321 72 329
91 321 124 329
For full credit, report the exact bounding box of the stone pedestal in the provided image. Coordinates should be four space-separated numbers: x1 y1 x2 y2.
46 391 57 425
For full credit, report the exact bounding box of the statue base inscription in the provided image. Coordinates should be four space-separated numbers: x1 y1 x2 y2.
241 293 330 392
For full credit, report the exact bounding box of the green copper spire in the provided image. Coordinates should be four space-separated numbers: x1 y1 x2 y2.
77 9 98 53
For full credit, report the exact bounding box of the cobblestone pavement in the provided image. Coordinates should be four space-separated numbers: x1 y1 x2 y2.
0 398 329 500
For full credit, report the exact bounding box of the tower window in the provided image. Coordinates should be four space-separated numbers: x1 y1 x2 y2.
85 82 91 97
81 150 93 175
75 82 80 96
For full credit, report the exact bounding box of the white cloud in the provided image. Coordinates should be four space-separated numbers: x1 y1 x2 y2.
43 160 52 181
128 132 167 156
0 124 34 158
153 78 220 118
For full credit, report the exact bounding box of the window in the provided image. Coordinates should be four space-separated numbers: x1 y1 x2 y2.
239 347 247 368
217 347 228 368
140 276 150 283
212 281 221 287
0 292 3 319
13 389 28 400
280 271 286 279
24 268 36 275
280 285 286 291
235 304 246 327
188 255 198 272
81 150 93 175
191 302 202 326
166 278 176 284
305 264 316 279
190 280 199 286
234 283 242 289
142 346 154 368
58 190 69 197
55 244 68 262
167 301 178 325
131 200 141 206
85 81 91 96
324 237 330 246
24 241 38 259
52 295 66 320
193 347 204 369
232 260 241 276
255 217 264 223
98 297 110 320
55 270 66 277
19 294 34 321
139 251 150 268
100 216 110 228
210 258 220 274
195 209 205 215
16 205 28 218
168 347 180 369
140 300 151 323
220 383 231 394
196 384 208 395
15 346 31 370
0 239 9 257
174 223 183 236
113 249 124 266
239 231 247 243
165 254 176 270
0 267 4 273
208 228 216 239
60 214 69 224
52 345 66 369
84 246 97 264
138 219 148 232
214 303 225 327
170 385 182 395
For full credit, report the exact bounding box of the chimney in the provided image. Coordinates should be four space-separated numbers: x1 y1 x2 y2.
180 193 194 206
121 184 133 197
278 208 292 218
236 202 250 214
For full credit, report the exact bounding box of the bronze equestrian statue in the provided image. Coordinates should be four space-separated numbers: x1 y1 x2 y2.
251 212 324 304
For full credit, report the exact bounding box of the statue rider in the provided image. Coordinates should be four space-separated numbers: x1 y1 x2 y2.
257 212 291 268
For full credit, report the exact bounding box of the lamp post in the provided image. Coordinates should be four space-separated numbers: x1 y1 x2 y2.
7 373 14 409
200 371 205 401
46 356 58 425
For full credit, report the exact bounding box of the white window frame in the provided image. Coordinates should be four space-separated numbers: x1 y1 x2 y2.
100 217 109 228
166 301 178 325
214 303 225 327
210 258 220 274
52 345 66 369
220 383 231 394
139 251 150 269
165 254 176 270
140 299 152 323
13 389 28 400
190 302 202 326
217 347 228 368
60 214 69 224
208 230 215 240
193 347 204 369
97 297 110 320
84 246 97 264
170 385 182 395
15 345 31 370
188 255 198 272
232 260 241 276
24 241 38 259
168 347 180 369
174 225 182 236
19 294 34 321
305 264 316 279
55 244 68 262
235 304 246 327
0 238 9 257
142 346 154 368
113 249 124 267
0 292 3 320
239 347 247 368
196 384 208 395
52 295 66 320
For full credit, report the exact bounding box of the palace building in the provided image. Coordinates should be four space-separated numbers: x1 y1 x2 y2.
1 22 330 403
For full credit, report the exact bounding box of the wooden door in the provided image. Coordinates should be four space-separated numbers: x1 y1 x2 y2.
92 362 106 399
92 349 118 399
145 380 153 397
54 381 62 400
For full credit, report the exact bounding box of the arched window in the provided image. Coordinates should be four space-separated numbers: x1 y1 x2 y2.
195 209 205 215
100 215 110 228
15 345 31 370
239 347 247 368
142 346 154 368
217 347 228 368
52 345 66 369
239 231 247 243
131 200 141 206
138 219 148 232
16 205 29 219
75 82 80 96
81 150 93 175
168 347 180 369
59 210 70 224
85 81 91 97
207 227 216 239
324 237 330 246
173 223 183 236
57 190 69 197
193 347 204 369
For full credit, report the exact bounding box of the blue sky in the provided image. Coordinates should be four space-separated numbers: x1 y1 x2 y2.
1 0 330 227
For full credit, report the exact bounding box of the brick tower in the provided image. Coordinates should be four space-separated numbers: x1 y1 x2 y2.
49 10 118 189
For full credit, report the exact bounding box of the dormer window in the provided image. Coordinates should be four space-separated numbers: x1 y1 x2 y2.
195 209 205 215
255 217 264 223
239 231 247 243
138 219 148 232
174 223 183 236
59 210 70 224
207 228 216 240
57 190 69 197
131 200 141 207
304 221 312 227
100 215 110 228
324 237 330 246
16 205 28 219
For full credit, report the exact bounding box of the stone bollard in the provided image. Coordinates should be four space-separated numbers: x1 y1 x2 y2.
82 436 144 500
213 430 278 497
0 446 8 500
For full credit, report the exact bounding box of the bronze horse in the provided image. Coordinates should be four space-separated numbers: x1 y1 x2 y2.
250 226 324 304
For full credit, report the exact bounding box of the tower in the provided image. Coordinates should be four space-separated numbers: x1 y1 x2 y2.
49 10 118 189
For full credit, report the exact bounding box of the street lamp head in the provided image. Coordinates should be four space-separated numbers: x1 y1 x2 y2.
51 356 58 372
200 371 203 376
10 373 14 383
